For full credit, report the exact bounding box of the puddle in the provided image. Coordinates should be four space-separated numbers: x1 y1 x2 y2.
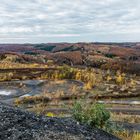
20 94 31 98
22 80 45 86
0 90 12 96
98 100 140 105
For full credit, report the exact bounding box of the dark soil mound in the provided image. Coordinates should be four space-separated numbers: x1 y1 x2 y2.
0 102 120 140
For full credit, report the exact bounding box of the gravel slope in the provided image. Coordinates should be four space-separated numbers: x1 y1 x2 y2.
0 102 120 140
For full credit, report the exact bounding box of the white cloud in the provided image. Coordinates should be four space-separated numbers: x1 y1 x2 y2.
0 27 33 33
0 0 140 42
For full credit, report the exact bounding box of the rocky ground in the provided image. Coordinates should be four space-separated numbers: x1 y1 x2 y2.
0 102 120 140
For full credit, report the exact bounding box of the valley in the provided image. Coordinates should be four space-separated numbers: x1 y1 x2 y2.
0 43 140 140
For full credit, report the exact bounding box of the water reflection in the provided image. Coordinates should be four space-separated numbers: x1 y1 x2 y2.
0 90 12 96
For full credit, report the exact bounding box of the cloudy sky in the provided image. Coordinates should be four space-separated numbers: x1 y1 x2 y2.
0 0 140 43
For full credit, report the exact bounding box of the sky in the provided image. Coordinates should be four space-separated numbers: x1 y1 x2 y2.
0 0 140 43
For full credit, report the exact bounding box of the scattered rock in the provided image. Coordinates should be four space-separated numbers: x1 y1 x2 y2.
113 92 119 95
128 91 132 94
120 85 128 92
106 87 113 93
109 84 117 89
130 88 137 92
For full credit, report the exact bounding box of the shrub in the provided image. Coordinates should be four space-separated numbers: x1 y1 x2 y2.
72 101 110 129
105 53 116 58
46 112 55 117
24 51 39 55
72 101 122 134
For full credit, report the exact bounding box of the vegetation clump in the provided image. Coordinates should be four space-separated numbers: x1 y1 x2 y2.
72 101 140 140
72 101 111 130
14 95 50 106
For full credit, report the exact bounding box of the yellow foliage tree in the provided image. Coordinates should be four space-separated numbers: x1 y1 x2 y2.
107 75 112 82
130 78 136 87
75 71 82 81
84 81 93 90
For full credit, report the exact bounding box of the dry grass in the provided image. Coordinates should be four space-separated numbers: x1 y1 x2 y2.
0 62 48 69
14 95 50 105
114 131 140 140
111 113 140 123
